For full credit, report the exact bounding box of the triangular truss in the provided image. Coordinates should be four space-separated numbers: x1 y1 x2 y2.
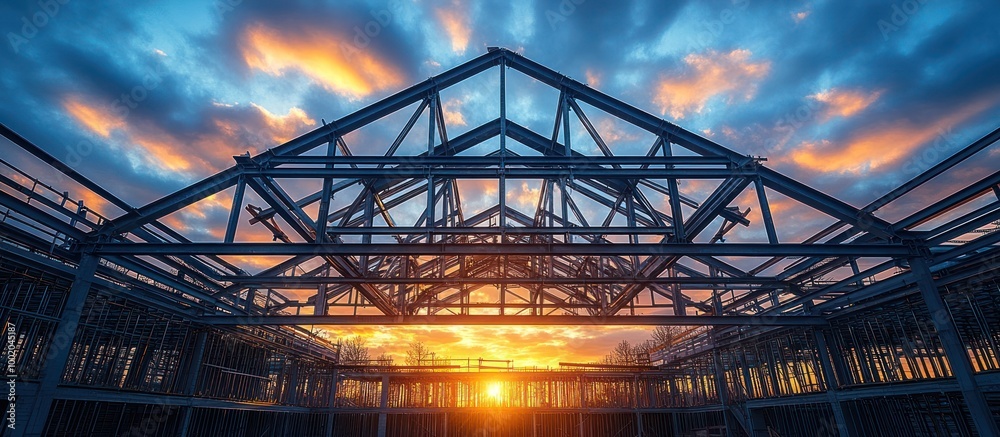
10 47 993 327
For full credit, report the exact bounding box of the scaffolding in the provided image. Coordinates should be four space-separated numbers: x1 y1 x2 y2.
1 48 999 436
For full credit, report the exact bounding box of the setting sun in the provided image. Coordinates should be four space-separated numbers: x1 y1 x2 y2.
485 382 503 402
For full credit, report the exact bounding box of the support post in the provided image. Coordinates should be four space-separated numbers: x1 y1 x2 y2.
22 253 99 436
179 330 208 437
316 139 336 240
499 56 507 229
663 138 685 241
223 175 246 243
378 375 389 437
910 256 999 437
812 328 849 436
754 177 778 244
712 348 734 437
315 283 328 316
325 368 339 437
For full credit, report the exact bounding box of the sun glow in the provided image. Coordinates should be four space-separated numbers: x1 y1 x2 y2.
485 382 503 402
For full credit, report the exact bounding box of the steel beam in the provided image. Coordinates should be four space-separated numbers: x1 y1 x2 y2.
909 256 999 437
23 253 99 436
91 242 912 257
197 314 828 326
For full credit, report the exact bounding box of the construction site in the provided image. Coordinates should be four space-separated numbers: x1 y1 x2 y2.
1 48 999 436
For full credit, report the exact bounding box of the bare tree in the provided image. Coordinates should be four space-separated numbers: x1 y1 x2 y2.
405 341 433 366
612 339 636 365
374 352 394 366
339 336 370 365
632 341 651 364
650 326 682 350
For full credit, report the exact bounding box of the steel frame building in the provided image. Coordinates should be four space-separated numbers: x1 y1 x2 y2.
1 47 999 436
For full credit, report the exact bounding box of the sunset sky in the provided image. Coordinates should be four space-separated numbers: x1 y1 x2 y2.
2 0 999 367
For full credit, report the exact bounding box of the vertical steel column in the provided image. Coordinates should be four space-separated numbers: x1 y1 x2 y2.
673 269 686 316
712 347 734 437
316 139 336 240
579 375 586 436
315 283 328 316
663 138 685 241
22 253 99 436
325 369 339 437
812 328 849 436
499 56 507 229
634 375 644 437
754 177 778 244
224 175 246 243
179 330 208 437
561 94 572 244
426 96 436 231
378 375 389 437
285 360 299 405
909 256 999 436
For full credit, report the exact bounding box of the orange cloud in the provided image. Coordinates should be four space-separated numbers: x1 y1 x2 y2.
655 49 770 119
64 97 191 172
75 189 114 218
135 136 193 172
436 7 471 54
64 95 316 179
441 98 466 126
321 325 654 368
241 23 405 98
596 117 641 144
809 88 882 119
585 69 601 87
250 103 316 143
793 10 811 23
789 97 995 174
63 97 124 137
509 181 540 209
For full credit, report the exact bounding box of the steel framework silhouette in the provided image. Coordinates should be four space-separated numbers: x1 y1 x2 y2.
2 48 999 436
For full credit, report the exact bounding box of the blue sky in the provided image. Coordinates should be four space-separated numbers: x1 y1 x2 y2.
2 0 999 365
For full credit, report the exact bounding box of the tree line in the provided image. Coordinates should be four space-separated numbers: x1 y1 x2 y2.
601 326 682 365
335 326 683 367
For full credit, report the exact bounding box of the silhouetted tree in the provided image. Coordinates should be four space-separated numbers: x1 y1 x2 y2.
339 336 370 364
612 340 636 365
651 326 682 349
375 352 394 366
405 341 433 366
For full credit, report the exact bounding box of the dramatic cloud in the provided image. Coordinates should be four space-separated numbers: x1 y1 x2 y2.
64 94 317 177
809 88 882 120
321 325 653 368
654 49 771 119
240 23 406 99
441 98 467 126
63 97 125 137
436 5 471 54
249 103 316 142
2 0 999 364
789 97 995 174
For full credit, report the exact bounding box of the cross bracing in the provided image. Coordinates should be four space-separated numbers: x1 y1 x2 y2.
1 47 999 436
